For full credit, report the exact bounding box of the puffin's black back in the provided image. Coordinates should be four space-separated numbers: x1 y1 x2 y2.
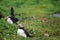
24 29 34 38
9 16 19 23
23 29 31 37
10 7 15 17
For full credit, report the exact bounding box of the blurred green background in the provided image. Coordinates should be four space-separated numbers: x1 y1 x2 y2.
0 0 60 40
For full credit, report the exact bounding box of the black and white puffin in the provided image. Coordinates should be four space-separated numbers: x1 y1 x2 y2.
5 7 19 24
17 24 32 38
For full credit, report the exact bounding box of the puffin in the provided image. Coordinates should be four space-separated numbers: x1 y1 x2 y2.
17 24 32 38
5 7 19 24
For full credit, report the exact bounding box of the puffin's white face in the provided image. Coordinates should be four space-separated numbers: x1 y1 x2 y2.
18 24 24 28
5 16 9 21
5 17 13 24
7 18 13 24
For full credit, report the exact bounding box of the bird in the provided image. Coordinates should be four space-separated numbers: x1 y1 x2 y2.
17 24 32 38
5 7 19 24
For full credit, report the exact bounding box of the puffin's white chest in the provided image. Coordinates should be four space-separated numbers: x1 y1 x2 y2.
17 29 27 38
7 18 13 24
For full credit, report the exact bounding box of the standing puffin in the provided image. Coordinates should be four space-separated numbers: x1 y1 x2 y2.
5 7 19 24
17 24 31 38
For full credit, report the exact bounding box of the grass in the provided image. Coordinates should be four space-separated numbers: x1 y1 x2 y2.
0 0 60 40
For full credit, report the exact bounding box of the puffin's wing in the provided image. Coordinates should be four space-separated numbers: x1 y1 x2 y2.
24 29 30 37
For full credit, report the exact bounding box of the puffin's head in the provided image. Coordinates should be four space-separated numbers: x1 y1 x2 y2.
4 16 9 21
18 24 24 29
